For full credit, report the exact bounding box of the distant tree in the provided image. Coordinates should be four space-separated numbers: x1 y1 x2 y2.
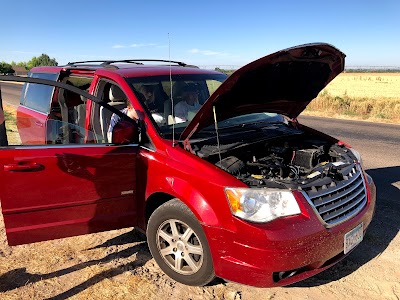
0 62 14 74
214 67 235 76
16 61 29 70
27 54 58 69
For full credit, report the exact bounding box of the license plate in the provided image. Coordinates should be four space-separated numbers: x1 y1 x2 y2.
344 222 363 254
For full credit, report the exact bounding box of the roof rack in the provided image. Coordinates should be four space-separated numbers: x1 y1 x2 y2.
66 59 196 68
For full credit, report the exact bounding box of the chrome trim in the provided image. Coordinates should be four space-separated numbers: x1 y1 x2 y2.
324 194 367 222
323 198 367 226
140 145 156 152
317 185 364 214
307 167 359 200
313 177 363 207
301 165 368 228
19 105 48 116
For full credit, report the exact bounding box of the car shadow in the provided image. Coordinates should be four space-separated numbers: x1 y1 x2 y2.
0 229 150 299
288 166 400 287
87 228 146 250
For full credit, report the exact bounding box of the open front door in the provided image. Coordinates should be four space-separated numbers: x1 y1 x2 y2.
0 76 138 246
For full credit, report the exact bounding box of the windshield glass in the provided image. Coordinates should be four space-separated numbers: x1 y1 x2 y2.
193 113 287 139
125 73 227 138
212 113 286 129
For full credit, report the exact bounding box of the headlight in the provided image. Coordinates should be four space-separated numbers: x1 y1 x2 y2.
225 188 301 223
349 148 364 168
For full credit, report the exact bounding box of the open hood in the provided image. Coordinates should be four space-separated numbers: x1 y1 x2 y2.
180 43 345 140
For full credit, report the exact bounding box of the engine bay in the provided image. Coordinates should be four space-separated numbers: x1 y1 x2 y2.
188 123 358 190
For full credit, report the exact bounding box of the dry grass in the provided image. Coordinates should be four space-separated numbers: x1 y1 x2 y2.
304 73 400 123
3 105 21 145
323 72 400 98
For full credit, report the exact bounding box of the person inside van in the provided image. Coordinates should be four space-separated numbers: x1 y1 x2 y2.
140 84 165 124
140 85 163 113
174 84 201 123
107 98 138 142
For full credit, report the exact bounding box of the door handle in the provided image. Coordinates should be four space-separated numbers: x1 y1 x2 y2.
35 121 44 127
4 162 44 172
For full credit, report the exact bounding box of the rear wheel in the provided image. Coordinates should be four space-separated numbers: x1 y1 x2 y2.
147 199 215 286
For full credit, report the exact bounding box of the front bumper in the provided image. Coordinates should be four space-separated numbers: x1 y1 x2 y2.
204 176 376 287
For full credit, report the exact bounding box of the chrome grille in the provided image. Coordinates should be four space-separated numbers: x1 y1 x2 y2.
303 165 367 226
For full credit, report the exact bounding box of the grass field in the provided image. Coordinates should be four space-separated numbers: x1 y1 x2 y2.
304 72 400 123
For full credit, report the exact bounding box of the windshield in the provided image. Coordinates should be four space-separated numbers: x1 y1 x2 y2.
212 113 286 129
193 112 287 139
125 73 227 138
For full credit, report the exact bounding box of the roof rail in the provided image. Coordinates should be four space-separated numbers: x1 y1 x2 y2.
66 59 197 68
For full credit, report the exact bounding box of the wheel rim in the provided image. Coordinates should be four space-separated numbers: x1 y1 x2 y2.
156 219 204 275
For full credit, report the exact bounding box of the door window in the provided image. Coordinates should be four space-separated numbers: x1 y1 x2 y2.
22 73 58 113
92 81 130 143
49 76 94 144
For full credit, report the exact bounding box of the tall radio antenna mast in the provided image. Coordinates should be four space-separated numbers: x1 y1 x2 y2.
168 33 175 147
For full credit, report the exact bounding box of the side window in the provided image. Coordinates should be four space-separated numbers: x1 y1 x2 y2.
22 73 58 113
91 81 129 143
46 76 93 144
131 82 167 124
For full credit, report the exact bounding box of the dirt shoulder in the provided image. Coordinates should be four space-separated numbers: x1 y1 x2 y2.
301 110 400 125
0 211 399 300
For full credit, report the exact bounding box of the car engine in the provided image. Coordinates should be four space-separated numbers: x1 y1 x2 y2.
189 124 358 190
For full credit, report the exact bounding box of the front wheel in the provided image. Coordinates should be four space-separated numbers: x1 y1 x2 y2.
146 199 215 286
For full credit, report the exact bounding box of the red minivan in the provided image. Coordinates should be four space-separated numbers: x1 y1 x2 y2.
0 43 376 287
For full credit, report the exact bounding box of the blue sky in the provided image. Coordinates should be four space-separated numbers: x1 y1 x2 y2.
1 0 399 68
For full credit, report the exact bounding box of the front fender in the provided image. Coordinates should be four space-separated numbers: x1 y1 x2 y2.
155 176 223 228
139 145 240 232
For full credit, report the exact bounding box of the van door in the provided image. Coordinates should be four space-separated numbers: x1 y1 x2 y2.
0 76 138 246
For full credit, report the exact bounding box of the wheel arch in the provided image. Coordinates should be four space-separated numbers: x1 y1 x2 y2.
144 177 223 228
145 192 175 225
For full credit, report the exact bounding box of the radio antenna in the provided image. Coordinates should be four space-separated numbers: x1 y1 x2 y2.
169 33 175 147
213 106 222 165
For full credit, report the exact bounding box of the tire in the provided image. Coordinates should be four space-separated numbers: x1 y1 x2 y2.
147 199 215 286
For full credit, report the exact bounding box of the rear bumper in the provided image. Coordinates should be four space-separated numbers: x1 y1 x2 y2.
204 176 376 287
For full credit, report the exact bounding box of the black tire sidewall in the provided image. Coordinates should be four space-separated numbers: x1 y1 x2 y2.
146 199 215 286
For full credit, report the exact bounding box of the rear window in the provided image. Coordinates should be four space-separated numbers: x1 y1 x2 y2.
21 73 58 113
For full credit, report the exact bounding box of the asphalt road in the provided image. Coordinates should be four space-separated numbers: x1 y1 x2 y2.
0 81 22 107
298 115 400 170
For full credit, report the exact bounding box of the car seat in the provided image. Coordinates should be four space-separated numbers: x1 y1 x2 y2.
100 85 127 142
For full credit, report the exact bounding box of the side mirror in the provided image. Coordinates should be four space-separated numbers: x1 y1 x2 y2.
112 120 139 144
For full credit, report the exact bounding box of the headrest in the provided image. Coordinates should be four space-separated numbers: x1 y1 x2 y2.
109 85 126 102
141 84 155 93
182 83 198 93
